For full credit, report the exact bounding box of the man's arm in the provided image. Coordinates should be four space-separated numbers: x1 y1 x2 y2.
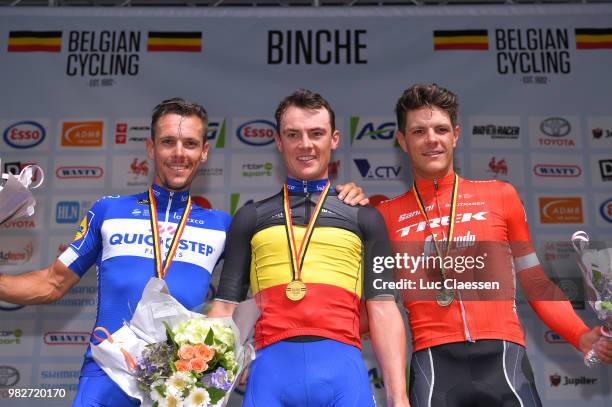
367 300 410 407
0 259 79 304
208 300 238 318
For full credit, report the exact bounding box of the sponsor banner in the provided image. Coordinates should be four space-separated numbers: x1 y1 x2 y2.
543 361 604 401
0 364 32 401
0 320 35 358
191 153 225 189
587 116 612 149
52 155 106 189
590 155 612 186
537 196 585 225
38 363 82 398
2 156 49 192
541 329 574 357
534 235 576 263
349 116 396 148
351 154 410 187
529 116 581 149
232 117 277 148
113 118 150 149
206 117 227 149
189 192 226 212
229 192 274 216
530 154 584 188
594 193 612 227
469 153 525 187
0 195 45 231
50 195 98 229
0 235 41 272
39 320 91 357
110 155 151 190
42 271 97 315
468 116 522 149
0 119 51 151
229 153 284 188
58 120 105 149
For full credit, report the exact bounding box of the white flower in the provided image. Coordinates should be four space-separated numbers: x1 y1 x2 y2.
184 387 210 407
158 393 184 407
166 371 195 399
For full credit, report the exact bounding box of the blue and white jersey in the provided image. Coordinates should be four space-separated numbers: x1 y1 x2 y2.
58 183 231 375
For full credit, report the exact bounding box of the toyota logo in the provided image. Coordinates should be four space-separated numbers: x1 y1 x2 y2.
540 117 571 138
0 366 20 387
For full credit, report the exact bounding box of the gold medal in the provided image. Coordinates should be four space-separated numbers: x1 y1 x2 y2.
436 289 454 307
285 280 307 301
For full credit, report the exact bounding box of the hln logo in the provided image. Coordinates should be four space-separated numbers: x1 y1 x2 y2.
56 202 80 223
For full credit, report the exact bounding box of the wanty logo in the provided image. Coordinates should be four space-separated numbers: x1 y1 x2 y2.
354 159 401 180
0 242 33 266
236 120 277 146
549 373 597 387
591 127 612 139
349 117 396 145
487 157 508 177
538 117 574 147
599 159 612 181
533 164 581 177
61 121 103 147
43 331 90 345
56 166 104 179
56 201 80 224
544 330 567 344
539 197 583 224
0 366 20 387
3 121 46 149
600 198 612 224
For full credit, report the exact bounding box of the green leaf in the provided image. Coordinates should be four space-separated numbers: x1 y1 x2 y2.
601 301 612 311
207 387 226 404
154 384 166 397
204 328 214 345
153 402 159 407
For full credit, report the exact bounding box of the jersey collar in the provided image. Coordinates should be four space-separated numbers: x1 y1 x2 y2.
150 183 191 207
285 177 334 194
413 171 457 194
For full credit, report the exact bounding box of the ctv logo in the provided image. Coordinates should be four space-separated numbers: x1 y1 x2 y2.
349 117 396 146
353 158 401 180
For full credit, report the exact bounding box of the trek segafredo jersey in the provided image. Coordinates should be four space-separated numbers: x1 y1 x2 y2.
58 184 231 374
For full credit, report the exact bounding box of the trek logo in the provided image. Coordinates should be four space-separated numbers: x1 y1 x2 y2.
354 159 401 180
349 117 396 145
599 159 612 181
236 119 277 146
539 197 583 224
3 121 46 149
56 201 80 223
396 212 487 237
43 331 90 345
533 164 581 177
56 166 104 179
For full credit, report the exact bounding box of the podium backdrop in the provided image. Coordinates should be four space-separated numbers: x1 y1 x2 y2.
1 4 611 406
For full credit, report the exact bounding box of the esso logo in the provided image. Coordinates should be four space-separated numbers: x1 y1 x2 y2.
236 120 277 146
3 121 45 149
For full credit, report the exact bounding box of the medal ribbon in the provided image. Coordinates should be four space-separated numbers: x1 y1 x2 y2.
412 174 459 282
283 180 331 281
148 187 192 279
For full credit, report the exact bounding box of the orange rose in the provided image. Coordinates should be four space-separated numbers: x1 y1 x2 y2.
174 359 190 372
178 344 195 360
189 357 208 373
194 343 215 362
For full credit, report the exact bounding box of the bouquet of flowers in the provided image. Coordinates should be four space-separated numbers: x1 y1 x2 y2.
135 319 240 407
571 231 612 367
91 279 256 407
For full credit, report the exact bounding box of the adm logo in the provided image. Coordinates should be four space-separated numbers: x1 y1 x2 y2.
236 120 277 146
3 121 46 149
61 121 103 147
533 164 581 177
56 166 104 179
0 366 20 387
353 159 401 180
538 197 583 224
43 331 90 346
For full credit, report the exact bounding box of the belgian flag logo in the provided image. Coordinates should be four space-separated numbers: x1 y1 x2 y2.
433 30 489 51
147 32 202 52
7 31 62 52
575 28 612 49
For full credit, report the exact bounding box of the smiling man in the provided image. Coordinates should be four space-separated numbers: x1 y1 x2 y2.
208 89 409 407
0 98 232 406
376 83 612 407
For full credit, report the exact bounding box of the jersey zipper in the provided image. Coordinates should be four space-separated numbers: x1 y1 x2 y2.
165 192 174 223
433 177 473 342
303 180 311 221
